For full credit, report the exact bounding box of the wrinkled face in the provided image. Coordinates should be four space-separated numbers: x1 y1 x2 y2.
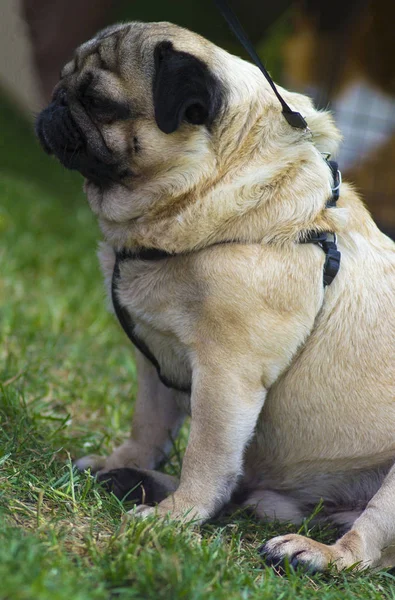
35 22 224 189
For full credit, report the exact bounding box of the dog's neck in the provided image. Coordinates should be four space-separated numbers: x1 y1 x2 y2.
88 101 347 253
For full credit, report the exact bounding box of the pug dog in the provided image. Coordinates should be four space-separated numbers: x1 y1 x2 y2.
36 21 395 572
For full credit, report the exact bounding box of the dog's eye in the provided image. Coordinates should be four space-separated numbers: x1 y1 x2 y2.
84 94 131 123
85 95 106 111
89 97 101 108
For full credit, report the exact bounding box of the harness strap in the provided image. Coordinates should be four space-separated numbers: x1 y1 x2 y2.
116 247 174 262
111 256 190 392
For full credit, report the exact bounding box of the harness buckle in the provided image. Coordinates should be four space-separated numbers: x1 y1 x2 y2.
321 233 341 287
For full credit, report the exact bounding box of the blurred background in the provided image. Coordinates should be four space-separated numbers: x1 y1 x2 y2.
0 0 394 232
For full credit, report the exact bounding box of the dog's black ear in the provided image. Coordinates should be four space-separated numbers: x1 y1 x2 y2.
153 41 223 134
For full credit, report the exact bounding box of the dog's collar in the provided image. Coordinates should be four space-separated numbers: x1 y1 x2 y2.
114 161 341 286
299 160 341 287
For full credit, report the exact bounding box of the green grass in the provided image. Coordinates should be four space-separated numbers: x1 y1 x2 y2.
1 97 395 600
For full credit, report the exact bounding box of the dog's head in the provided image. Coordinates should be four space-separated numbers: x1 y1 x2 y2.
36 21 342 249
35 23 228 186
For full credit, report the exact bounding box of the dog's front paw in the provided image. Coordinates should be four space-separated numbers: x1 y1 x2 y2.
260 534 341 573
128 494 210 524
261 531 367 572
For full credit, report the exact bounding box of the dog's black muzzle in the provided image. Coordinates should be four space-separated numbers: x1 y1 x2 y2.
35 89 126 186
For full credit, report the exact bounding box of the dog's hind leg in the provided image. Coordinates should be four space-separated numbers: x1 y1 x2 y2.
75 351 187 473
242 488 304 524
261 461 395 571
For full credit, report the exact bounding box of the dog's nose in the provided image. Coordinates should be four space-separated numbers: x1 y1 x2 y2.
57 88 68 106
51 87 68 106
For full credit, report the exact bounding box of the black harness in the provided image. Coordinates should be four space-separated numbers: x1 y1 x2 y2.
111 160 341 391
111 1 342 390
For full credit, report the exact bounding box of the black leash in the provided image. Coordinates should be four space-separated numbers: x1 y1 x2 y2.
213 0 308 130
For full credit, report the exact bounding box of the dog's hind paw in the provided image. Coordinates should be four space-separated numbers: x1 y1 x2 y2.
97 467 176 506
128 504 157 519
